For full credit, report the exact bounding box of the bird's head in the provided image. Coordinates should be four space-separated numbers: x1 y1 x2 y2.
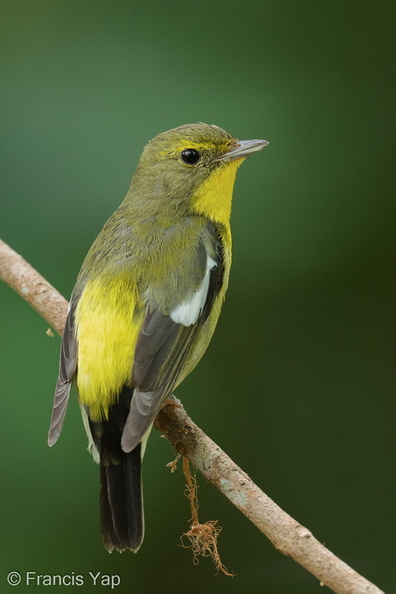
126 123 268 225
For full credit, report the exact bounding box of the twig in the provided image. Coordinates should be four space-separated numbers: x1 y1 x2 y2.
0 239 384 594
0 239 68 335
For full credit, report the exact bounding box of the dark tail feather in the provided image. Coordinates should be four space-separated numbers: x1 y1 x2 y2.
100 443 144 552
89 387 144 552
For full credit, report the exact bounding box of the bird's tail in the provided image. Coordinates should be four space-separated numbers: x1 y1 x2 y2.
88 386 145 552
100 443 144 552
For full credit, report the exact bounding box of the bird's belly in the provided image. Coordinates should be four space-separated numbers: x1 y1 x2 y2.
75 277 143 420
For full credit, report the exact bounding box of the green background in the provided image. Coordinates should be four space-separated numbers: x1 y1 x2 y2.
1 1 395 592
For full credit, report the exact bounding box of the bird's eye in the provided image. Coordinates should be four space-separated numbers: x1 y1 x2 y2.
180 148 200 165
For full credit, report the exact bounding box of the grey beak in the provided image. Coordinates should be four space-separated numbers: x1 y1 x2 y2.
219 138 269 162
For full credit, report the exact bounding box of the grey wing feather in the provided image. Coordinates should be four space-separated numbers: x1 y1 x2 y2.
121 317 199 452
120 390 159 452
121 312 199 452
132 309 183 389
48 304 77 446
122 233 225 453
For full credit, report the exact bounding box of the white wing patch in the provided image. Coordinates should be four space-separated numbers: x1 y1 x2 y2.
170 255 216 327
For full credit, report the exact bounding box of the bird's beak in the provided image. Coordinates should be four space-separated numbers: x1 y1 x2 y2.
218 138 269 162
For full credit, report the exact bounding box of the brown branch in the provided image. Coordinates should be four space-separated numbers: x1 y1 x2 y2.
0 239 68 335
0 238 384 594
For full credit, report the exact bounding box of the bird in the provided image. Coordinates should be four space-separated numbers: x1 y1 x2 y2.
48 122 268 553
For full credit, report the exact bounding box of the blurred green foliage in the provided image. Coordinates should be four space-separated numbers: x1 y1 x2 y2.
1 1 395 592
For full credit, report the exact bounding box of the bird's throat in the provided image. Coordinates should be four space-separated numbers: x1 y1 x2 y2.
190 159 243 228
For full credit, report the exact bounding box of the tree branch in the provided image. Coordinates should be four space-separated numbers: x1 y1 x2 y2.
0 238 384 594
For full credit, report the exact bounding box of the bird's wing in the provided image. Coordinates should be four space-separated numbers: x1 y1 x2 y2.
121 232 225 452
48 303 77 446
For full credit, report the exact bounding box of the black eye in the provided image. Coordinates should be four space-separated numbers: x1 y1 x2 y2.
181 148 200 165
